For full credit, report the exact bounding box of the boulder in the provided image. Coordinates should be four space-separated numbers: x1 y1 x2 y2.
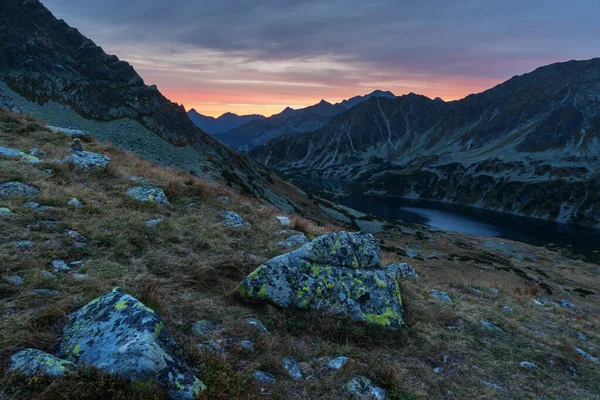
220 211 251 228
275 216 291 226
0 182 39 198
237 232 406 330
9 349 76 377
430 290 452 303
46 126 89 138
61 288 205 399
327 356 349 370
386 263 417 279
126 186 170 205
0 146 42 164
62 151 110 172
344 376 387 399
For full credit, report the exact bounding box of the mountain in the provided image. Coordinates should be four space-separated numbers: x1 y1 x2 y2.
0 0 328 219
187 109 265 134
216 91 395 151
251 59 600 228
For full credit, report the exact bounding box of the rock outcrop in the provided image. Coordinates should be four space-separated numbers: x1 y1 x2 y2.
237 232 406 330
61 288 205 399
0 182 39 198
61 150 110 172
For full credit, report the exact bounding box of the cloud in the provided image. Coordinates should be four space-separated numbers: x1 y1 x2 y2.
41 0 600 116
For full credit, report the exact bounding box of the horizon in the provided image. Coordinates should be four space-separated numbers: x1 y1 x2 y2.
42 0 600 117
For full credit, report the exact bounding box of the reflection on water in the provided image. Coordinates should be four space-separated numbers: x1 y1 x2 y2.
337 195 600 260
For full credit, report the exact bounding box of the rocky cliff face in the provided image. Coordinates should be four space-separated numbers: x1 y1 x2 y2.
251 59 600 227
0 0 327 219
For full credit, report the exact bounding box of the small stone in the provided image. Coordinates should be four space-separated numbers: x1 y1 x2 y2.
29 148 46 157
146 219 163 228
0 207 13 215
433 367 441 373
481 320 505 334
33 289 60 296
388 263 417 279
72 274 88 279
192 320 216 336
61 151 110 172
12 240 32 248
277 233 309 248
38 220 61 232
253 371 276 385
0 146 42 164
488 288 499 295
575 348 600 365
41 270 56 280
24 202 41 209
220 211 251 228
483 381 505 392
430 290 453 303
275 216 291 226
71 138 84 152
65 230 88 243
70 261 85 267
502 306 513 313
327 356 349 370
560 300 576 310
123 174 150 182
126 186 170 205
533 299 544 306
345 376 387 399
68 198 83 208
281 358 305 380
520 361 537 369
52 260 70 272
43 169 54 175
6 276 24 286
471 288 483 295
46 126 89 138
240 340 254 352
217 195 230 204
73 241 88 249
578 331 588 341
9 349 75 377
242 318 268 334
0 182 39 199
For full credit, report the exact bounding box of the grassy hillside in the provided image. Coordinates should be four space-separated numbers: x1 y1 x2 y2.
0 109 599 399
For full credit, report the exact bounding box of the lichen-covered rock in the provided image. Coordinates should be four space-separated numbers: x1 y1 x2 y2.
0 146 42 164
0 182 39 198
387 263 417 279
52 260 70 272
9 349 75 377
61 288 205 399
62 151 110 172
237 232 405 330
345 376 387 399
220 211 251 228
126 186 170 205
0 207 13 215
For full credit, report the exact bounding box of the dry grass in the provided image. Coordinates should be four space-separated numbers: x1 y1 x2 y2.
1 108 599 399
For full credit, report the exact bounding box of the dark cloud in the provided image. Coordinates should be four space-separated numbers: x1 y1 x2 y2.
40 0 600 115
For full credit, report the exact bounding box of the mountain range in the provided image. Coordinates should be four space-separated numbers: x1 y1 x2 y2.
0 0 328 219
187 110 265 134
250 59 600 228
199 90 395 151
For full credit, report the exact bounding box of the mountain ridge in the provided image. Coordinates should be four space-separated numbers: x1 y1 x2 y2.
187 109 265 134
250 58 600 227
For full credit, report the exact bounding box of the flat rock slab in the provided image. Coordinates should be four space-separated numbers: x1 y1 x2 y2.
237 232 406 330
0 146 42 164
0 182 40 198
61 288 205 399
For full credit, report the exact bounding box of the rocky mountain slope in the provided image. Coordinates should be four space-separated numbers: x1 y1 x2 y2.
1 108 599 399
0 0 326 219
187 110 265 134
251 59 600 228
217 91 395 151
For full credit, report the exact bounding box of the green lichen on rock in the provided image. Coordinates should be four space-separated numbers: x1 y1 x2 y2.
237 232 406 330
61 287 205 399
9 349 75 377
126 186 170 205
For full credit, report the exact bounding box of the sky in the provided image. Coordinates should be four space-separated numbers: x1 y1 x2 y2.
43 0 600 117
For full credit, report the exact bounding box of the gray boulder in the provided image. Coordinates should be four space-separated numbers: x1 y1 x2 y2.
10 349 75 377
6 275 24 286
68 197 84 208
328 356 349 370
220 211 251 228
237 232 406 330
253 370 276 385
146 219 163 228
61 288 205 399
126 186 170 205
0 182 39 198
0 146 42 164
46 126 90 138
277 233 309 248
387 263 417 279
345 376 387 399
62 151 110 172
275 216 291 226
430 290 453 303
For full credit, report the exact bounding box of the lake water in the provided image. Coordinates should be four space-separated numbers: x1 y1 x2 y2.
337 195 600 262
